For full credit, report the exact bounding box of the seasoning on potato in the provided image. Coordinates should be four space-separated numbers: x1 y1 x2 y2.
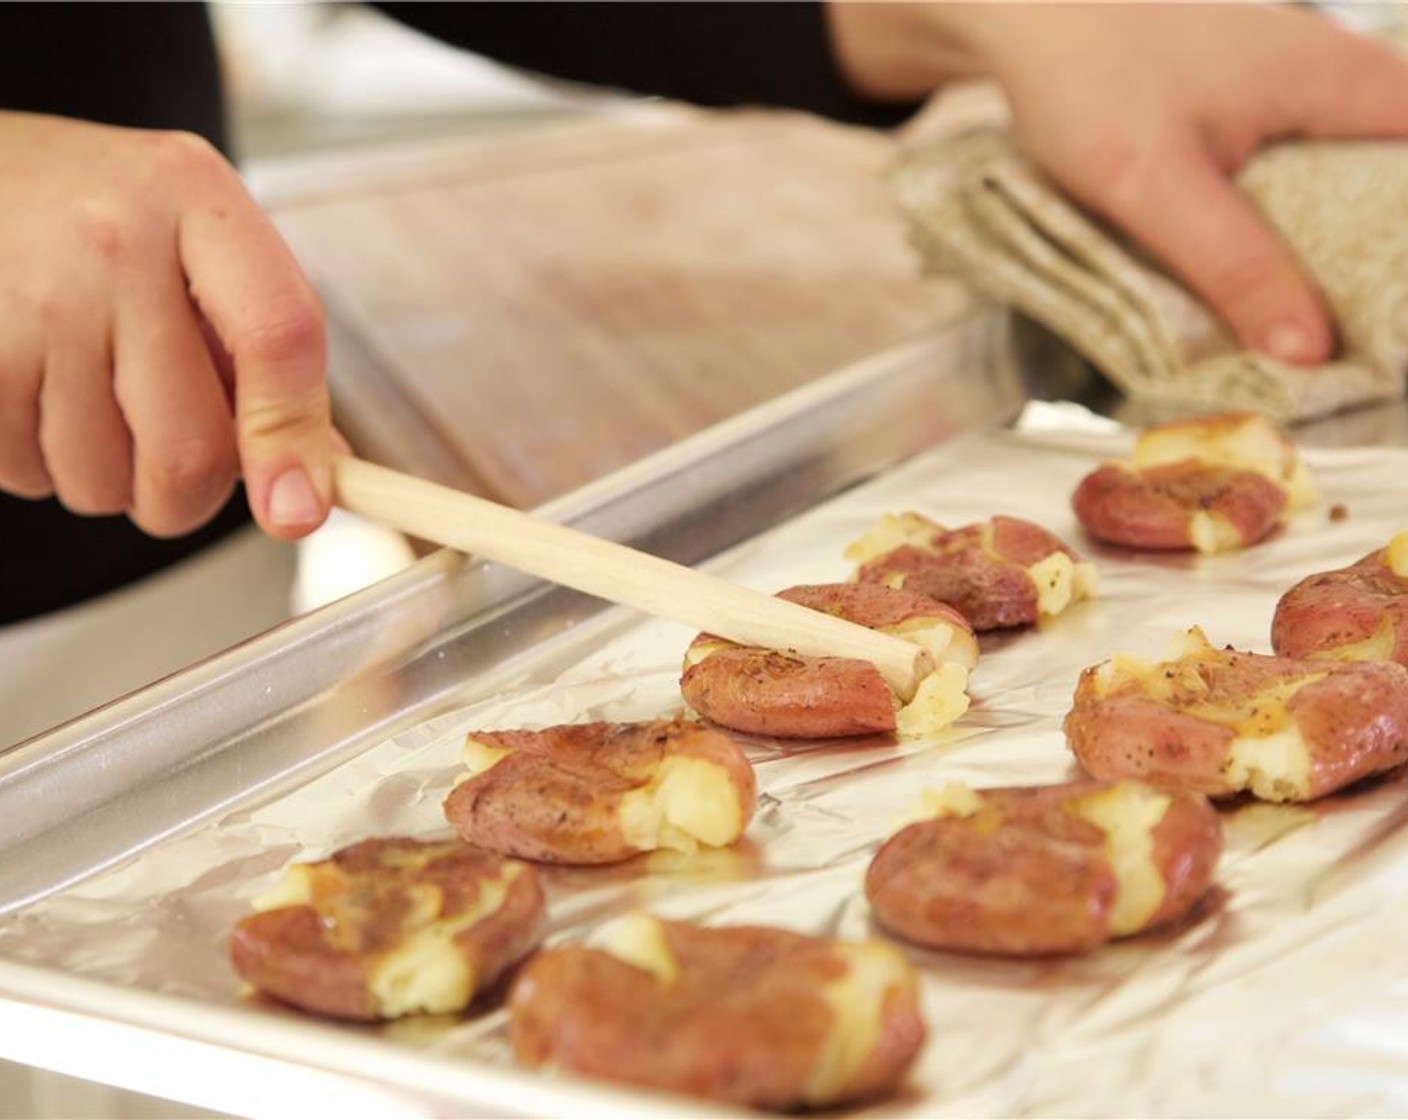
1065 627 1408 802
508 912 925 1110
1131 412 1317 509
229 837 545 1021
1272 530 1408 666
846 512 1097 631
865 780 1221 956
680 582 977 739
443 716 756 864
1071 412 1314 554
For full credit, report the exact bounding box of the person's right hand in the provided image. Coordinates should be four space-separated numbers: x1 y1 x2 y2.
949 3 1408 368
0 110 334 540
827 2 1408 368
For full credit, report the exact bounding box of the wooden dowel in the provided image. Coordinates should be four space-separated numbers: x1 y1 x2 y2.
333 457 933 700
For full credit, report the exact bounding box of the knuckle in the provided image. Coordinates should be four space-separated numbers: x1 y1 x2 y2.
129 505 202 541
71 195 139 263
0 379 47 497
1206 123 1261 172
0 363 39 413
4 281 66 334
132 435 238 539
38 423 134 516
1079 132 1143 191
146 433 238 500
147 129 225 180
1058 127 1197 228
0 456 54 500
2 480 55 502
240 389 330 449
236 297 326 368
131 476 237 539
55 476 130 518
1199 247 1290 309
1047 130 1148 214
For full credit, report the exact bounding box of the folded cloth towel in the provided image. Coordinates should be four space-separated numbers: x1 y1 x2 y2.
892 127 1408 421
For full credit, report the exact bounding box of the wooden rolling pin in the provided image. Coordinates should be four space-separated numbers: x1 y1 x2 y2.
333 456 934 700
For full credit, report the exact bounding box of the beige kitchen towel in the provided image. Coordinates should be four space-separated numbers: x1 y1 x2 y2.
892 127 1408 420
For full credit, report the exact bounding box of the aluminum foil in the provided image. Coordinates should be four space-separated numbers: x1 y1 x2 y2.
7 403 1408 1117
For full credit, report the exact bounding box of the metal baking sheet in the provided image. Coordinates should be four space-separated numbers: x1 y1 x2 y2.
5 311 1408 1116
0 315 1024 1116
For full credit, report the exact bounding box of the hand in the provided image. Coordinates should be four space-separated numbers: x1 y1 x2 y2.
828 3 1408 365
0 111 333 539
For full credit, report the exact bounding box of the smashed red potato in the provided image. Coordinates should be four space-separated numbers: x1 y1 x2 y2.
1072 462 1286 552
230 838 545 1021
866 780 1220 956
508 913 925 1110
1071 412 1312 554
1066 629 1408 802
1272 532 1408 666
680 583 977 739
1132 412 1316 509
847 512 1096 631
443 717 755 865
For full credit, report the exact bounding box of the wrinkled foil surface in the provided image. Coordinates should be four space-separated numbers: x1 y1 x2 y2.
7 403 1408 1117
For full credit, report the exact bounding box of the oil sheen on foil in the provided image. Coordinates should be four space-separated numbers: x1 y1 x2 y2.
5 403 1408 1117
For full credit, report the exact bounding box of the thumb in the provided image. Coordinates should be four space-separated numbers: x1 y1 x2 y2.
233 313 334 539
1075 133 1335 366
178 175 334 539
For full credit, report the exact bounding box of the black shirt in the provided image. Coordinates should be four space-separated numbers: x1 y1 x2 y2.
0 2 910 624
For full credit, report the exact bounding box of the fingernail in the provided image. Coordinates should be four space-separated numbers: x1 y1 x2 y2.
267 466 323 527
1262 322 1316 364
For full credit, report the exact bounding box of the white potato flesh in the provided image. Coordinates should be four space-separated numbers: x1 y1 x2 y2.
883 614 979 671
368 865 520 1017
1069 783 1172 936
254 856 522 1018
1188 510 1248 555
1092 629 1320 801
1224 725 1313 802
1387 530 1408 579
1027 552 1099 617
617 756 746 854
843 512 943 567
1312 615 1397 662
590 911 679 985
462 737 512 775
804 940 917 1106
1133 413 1316 510
894 661 971 738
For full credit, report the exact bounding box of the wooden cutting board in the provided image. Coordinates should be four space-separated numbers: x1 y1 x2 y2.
260 106 966 508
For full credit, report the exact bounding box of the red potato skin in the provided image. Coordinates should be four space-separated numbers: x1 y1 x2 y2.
1272 548 1408 665
1065 648 1408 801
1064 694 1236 797
855 515 1079 631
866 814 1116 955
864 782 1221 956
443 718 756 864
776 581 973 635
991 514 1080 568
682 647 896 738
457 858 551 994
858 545 1036 631
1286 665 1408 798
229 838 546 1021
1071 461 1286 550
232 906 375 1019
508 921 925 1110
680 583 973 739
1146 794 1225 929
